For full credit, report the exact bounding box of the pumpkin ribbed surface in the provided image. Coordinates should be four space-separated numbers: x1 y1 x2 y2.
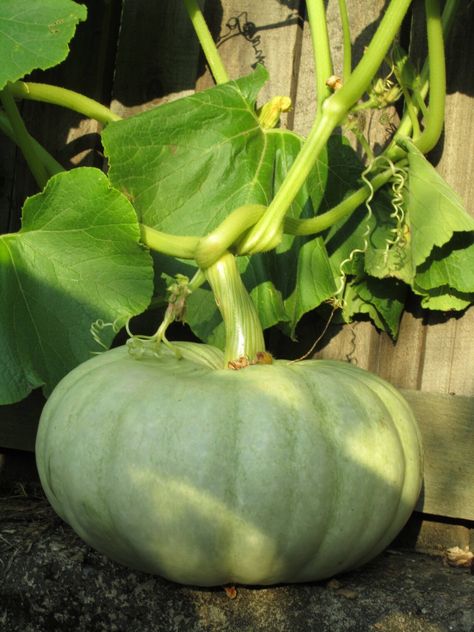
36 343 422 586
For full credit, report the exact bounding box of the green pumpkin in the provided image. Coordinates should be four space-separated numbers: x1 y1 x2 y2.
36 341 422 587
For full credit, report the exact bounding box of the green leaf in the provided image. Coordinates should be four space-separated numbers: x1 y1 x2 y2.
342 275 406 338
415 288 473 312
0 168 153 404
412 232 474 312
415 232 474 294
364 190 416 285
0 0 87 90
102 67 271 233
283 237 337 338
404 139 474 266
102 68 332 340
322 136 371 277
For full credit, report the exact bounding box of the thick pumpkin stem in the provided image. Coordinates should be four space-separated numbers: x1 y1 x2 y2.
204 252 267 367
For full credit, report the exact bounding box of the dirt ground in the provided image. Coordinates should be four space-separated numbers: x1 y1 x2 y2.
1 481 473 632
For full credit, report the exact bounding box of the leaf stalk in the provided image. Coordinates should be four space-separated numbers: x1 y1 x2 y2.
306 0 334 110
9 82 121 125
183 0 229 84
0 85 49 188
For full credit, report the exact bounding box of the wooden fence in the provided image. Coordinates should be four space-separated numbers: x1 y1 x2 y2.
1 1 473 540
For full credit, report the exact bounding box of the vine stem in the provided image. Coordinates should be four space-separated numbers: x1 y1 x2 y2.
9 82 121 124
238 0 413 256
337 0 352 81
139 163 405 261
306 0 334 111
183 0 229 84
0 111 64 177
388 0 457 158
204 252 265 365
413 0 445 154
0 85 49 188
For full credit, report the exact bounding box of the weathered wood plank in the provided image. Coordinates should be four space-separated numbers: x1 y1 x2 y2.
198 0 303 111
401 389 474 521
396 513 473 556
294 3 474 399
294 1 400 378
292 0 393 142
414 2 474 397
111 0 204 117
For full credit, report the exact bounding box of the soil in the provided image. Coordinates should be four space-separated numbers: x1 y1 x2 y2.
1 482 473 632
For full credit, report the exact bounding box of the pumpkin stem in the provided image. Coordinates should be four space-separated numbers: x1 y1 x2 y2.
204 252 268 368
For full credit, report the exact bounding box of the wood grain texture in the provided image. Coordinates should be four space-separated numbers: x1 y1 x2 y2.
198 0 303 113
402 390 474 521
294 1 399 375
414 1 474 397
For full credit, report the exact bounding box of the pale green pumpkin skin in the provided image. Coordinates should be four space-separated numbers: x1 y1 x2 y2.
36 343 422 587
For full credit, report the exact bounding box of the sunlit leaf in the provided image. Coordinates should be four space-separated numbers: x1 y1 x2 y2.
0 168 153 404
0 0 86 90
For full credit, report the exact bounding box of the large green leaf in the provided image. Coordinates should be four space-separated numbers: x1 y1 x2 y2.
0 168 153 404
404 140 474 266
102 68 334 342
0 0 86 90
102 67 273 233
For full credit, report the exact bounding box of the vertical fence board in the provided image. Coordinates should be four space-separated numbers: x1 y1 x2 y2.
292 1 474 400
198 1 303 109
415 2 474 397
111 0 203 117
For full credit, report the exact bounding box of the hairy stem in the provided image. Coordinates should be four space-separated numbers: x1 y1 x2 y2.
0 86 49 188
140 205 266 262
204 252 266 365
9 82 121 124
139 225 199 259
337 0 352 81
327 0 412 114
284 164 403 235
183 0 229 84
140 162 402 262
195 204 266 268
